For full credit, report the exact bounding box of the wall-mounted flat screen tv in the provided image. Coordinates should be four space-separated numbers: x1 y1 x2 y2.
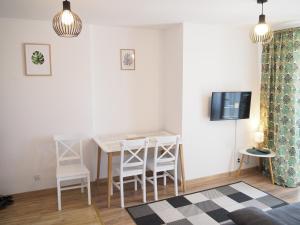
210 92 252 121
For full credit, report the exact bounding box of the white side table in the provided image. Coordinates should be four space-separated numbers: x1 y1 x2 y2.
236 148 276 184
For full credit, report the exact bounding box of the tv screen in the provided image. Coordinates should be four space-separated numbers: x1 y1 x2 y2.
210 92 251 121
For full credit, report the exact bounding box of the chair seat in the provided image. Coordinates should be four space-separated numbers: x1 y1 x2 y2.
147 158 175 172
113 164 143 177
56 164 89 179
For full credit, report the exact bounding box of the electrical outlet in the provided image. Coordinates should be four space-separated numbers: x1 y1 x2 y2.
237 158 241 163
34 175 41 182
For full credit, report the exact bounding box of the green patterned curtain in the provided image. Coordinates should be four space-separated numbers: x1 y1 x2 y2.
261 28 300 187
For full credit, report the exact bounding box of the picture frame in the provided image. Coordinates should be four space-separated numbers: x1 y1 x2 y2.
24 43 52 76
120 49 135 70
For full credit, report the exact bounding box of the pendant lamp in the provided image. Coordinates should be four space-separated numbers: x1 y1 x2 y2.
53 0 82 37
250 0 273 44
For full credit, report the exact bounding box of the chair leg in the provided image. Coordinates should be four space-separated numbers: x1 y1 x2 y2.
87 175 91 205
142 174 147 203
153 171 158 201
134 176 138 191
163 172 167 186
120 177 124 208
174 169 178 196
57 179 62 211
111 180 114 196
81 178 84 193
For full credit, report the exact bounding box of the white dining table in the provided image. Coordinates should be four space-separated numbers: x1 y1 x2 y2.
93 130 186 208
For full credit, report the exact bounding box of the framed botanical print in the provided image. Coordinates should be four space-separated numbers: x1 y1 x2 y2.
120 49 135 70
24 43 52 76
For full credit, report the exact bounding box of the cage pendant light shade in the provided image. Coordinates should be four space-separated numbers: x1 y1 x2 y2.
53 0 82 37
250 23 273 44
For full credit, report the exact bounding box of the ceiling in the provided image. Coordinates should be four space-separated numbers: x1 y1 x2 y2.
0 0 300 28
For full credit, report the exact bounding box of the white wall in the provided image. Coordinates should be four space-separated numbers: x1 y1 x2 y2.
162 25 183 134
0 19 261 194
0 18 94 194
0 19 165 194
182 23 260 180
90 25 164 178
91 26 163 135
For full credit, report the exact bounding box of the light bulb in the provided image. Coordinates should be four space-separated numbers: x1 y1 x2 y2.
254 23 269 36
254 131 264 144
61 10 74 25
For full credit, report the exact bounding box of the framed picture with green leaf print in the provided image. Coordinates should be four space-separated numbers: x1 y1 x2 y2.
24 43 52 76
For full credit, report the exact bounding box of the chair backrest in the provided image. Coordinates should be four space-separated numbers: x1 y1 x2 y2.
53 135 83 168
120 138 149 174
153 135 180 165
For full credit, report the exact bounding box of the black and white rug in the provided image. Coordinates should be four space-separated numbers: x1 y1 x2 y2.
126 182 287 225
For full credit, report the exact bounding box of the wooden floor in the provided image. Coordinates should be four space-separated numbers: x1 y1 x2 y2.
1 170 300 225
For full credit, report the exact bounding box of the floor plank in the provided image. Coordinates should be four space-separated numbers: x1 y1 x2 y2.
1 170 300 225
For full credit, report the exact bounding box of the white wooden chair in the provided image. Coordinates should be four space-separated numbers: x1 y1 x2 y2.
112 138 149 208
54 135 91 211
146 135 180 201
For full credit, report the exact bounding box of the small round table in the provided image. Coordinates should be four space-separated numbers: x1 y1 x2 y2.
236 148 276 184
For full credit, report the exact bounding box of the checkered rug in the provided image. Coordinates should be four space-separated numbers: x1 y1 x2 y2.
126 182 287 225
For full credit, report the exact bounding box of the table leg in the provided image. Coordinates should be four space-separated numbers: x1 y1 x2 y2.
107 152 113 208
268 158 275 185
258 158 263 171
96 147 102 183
179 144 186 192
236 155 245 177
